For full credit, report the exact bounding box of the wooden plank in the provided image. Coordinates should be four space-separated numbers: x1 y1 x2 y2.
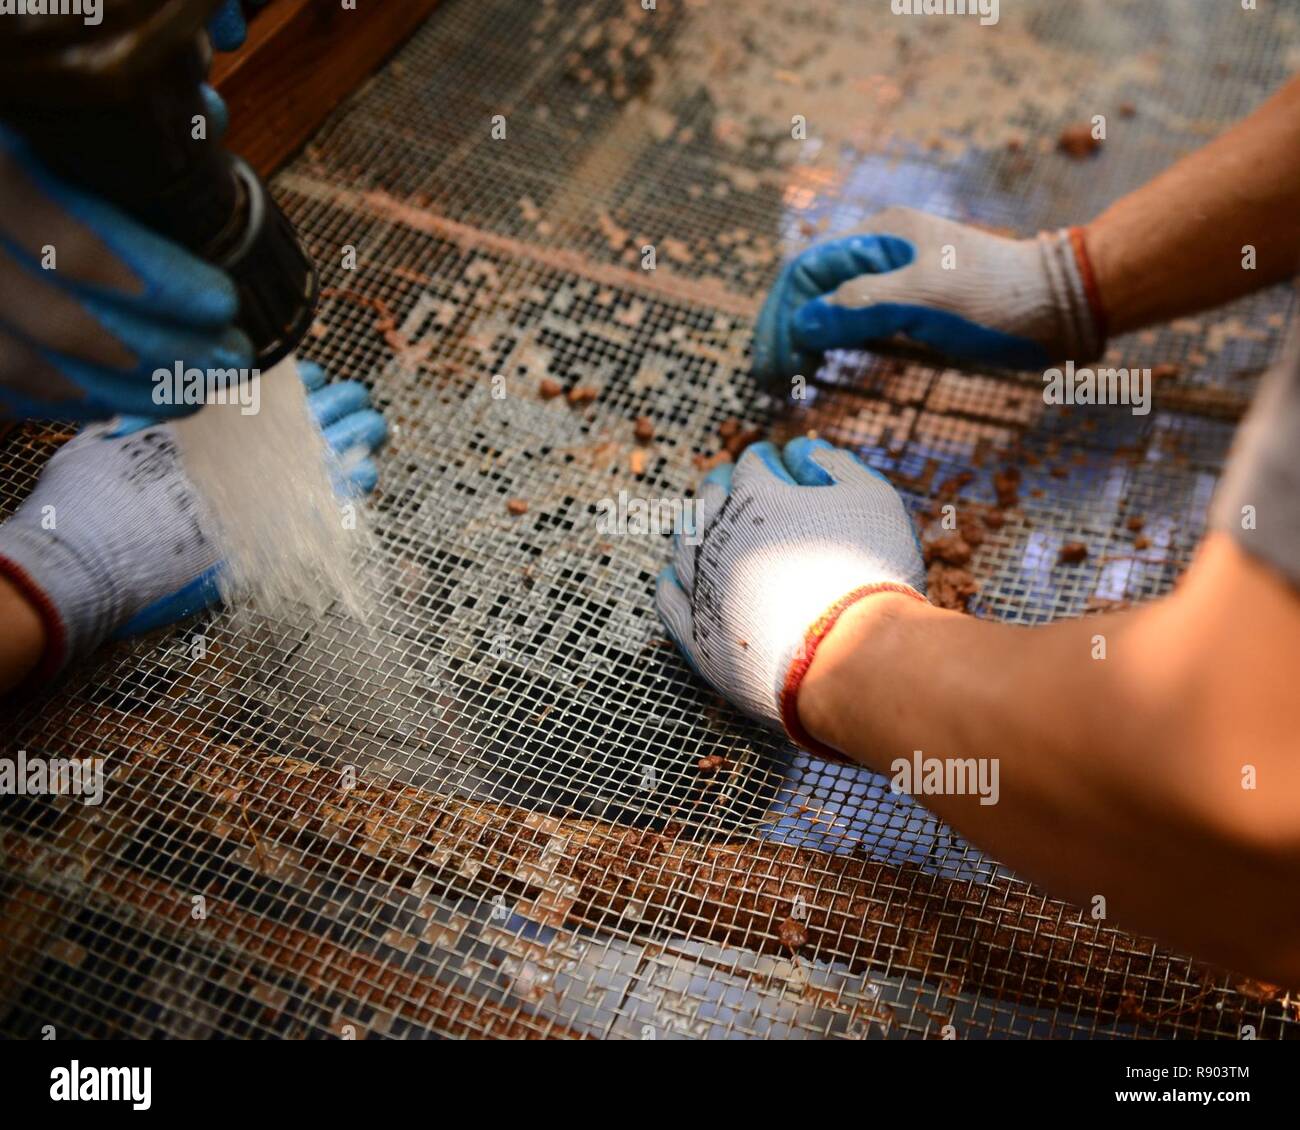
210 0 441 177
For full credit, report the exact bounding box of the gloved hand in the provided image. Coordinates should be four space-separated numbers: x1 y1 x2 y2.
207 0 265 51
751 206 1106 388
655 437 927 761
0 126 252 423
0 362 384 681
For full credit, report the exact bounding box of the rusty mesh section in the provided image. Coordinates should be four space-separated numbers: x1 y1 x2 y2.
0 0 1297 1038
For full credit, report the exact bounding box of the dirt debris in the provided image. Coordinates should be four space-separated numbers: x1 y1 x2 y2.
1058 541 1089 565
539 377 564 400
693 450 732 472
320 286 410 354
716 418 763 457
692 418 765 470
777 916 809 953
567 385 599 405
927 564 979 612
633 416 655 443
723 427 764 459
957 507 997 546
1085 597 1132 614
1234 979 1283 1003
924 533 973 568
506 499 529 516
1057 122 1101 158
992 466 1021 510
518 195 541 224
936 471 974 502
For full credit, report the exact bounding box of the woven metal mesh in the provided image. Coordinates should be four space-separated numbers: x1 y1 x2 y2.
1 0 1297 1039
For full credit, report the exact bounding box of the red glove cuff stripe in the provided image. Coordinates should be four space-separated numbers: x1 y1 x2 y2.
778 582 927 764
0 555 67 686
1068 226 1109 344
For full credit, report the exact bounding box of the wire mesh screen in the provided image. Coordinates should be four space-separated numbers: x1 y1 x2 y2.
1 0 1297 1039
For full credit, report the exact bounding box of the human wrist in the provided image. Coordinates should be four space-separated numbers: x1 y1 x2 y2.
1038 226 1107 362
1081 211 1163 338
0 567 50 691
1078 214 1130 335
793 589 931 762
0 523 109 680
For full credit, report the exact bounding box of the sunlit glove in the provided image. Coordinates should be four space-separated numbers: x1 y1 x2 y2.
0 126 252 422
655 437 927 760
0 363 384 680
751 206 1105 388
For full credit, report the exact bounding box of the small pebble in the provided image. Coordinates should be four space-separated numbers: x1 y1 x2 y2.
1057 123 1100 158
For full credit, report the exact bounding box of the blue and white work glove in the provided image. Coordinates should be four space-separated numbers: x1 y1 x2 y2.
752 207 1106 388
0 363 384 681
655 438 927 761
0 126 252 423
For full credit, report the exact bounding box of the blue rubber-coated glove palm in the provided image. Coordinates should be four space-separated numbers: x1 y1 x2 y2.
0 125 253 423
752 207 1104 390
0 362 385 680
655 438 927 760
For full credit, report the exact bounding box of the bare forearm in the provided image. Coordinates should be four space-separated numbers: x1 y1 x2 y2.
798 535 1300 980
1087 75 1300 334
